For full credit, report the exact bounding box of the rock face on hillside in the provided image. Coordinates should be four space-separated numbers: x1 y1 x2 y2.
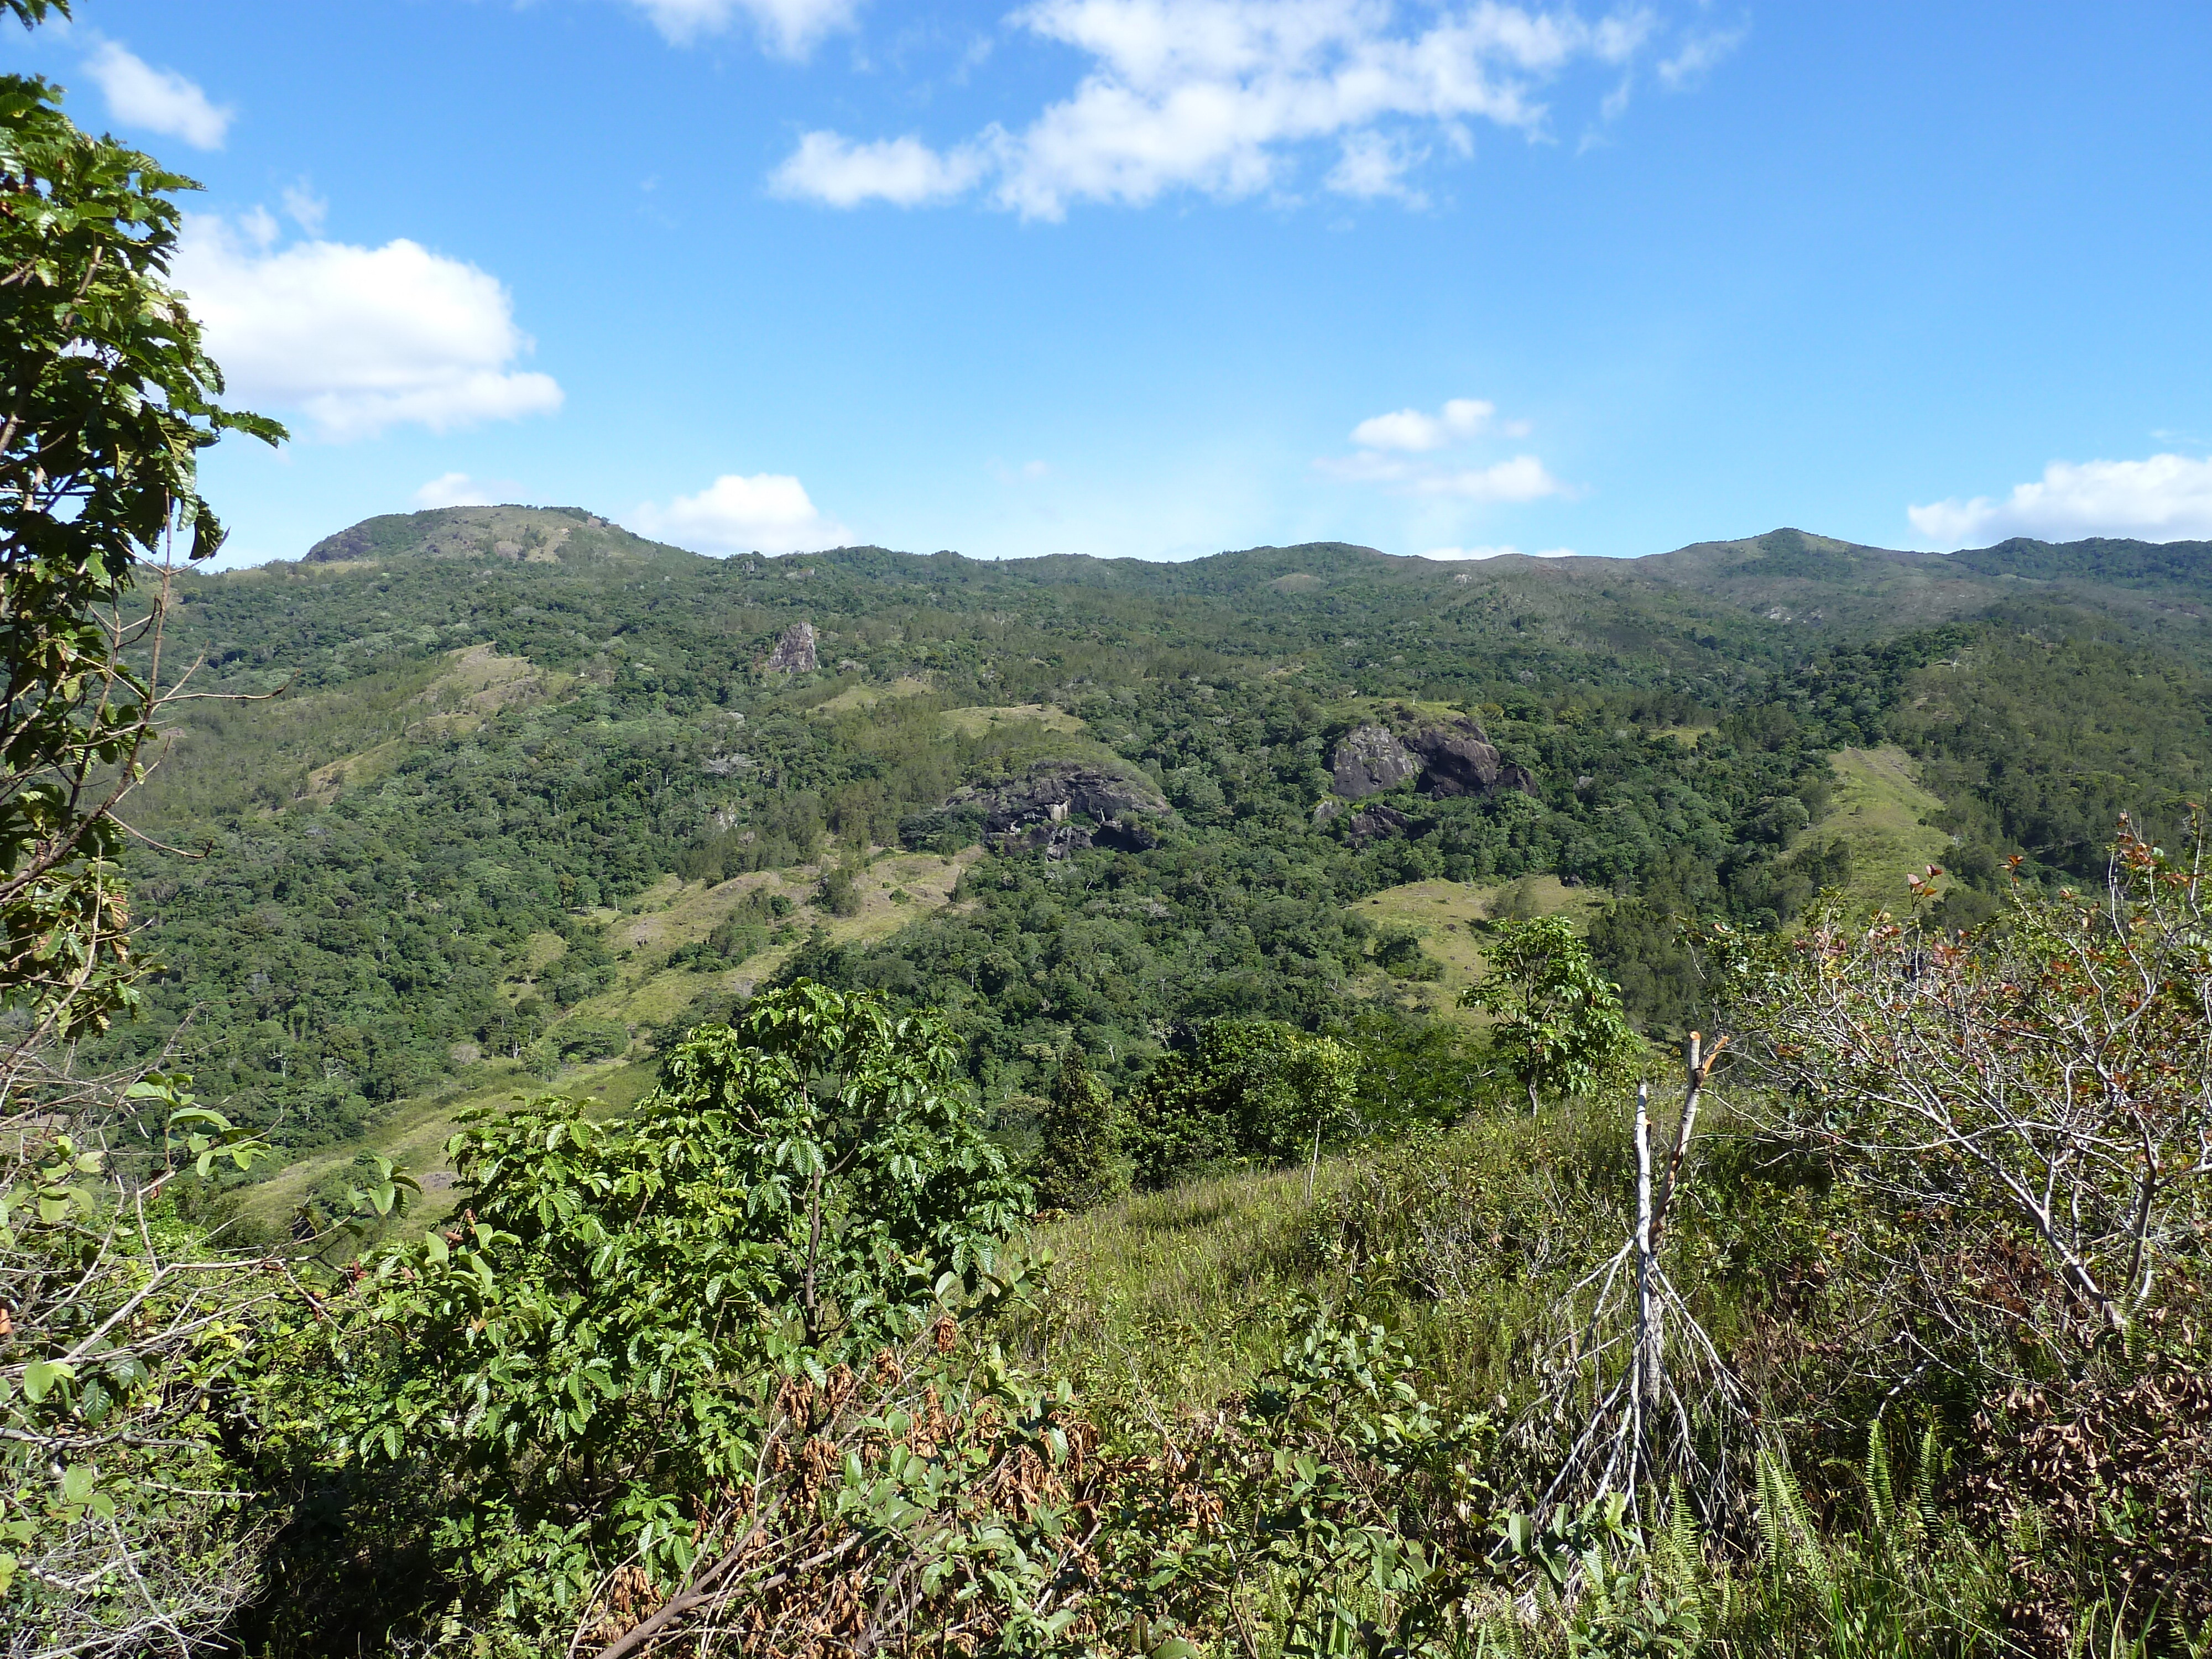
762 622 817 673
942 760 1171 858
1332 724 1421 796
1328 713 1537 805
1403 716 1536 799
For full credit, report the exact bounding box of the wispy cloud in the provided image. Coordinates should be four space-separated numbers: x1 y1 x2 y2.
629 472 851 555
414 472 516 509
1318 397 1567 501
1349 397 1527 451
772 132 991 207
280 181 328 235
82 40 232 149
1657 20 1747 88
1908 452 2212 546
625 0 861 56
771 0 1683 218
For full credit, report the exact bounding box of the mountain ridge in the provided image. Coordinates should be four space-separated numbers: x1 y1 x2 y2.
295 505 2209 600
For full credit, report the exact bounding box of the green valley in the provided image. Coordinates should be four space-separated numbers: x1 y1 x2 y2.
100 510 2212 1184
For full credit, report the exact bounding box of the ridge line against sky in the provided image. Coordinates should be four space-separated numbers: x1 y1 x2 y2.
6 2 2209 566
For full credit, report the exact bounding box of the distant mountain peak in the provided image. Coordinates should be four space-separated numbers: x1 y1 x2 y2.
305 505 684 566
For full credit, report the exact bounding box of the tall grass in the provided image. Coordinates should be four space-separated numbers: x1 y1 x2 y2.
1007 1106 2192 1657
1011 1161 1358 1411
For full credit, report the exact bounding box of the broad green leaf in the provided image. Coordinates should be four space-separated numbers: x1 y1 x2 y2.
23 1359 74 1402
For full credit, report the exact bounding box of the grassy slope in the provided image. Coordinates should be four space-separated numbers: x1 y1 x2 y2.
1015 1102 1636 1420
1816 745 1951 910
237 843 985 1232
1015 1162 1353 1411
1347 875 1600 1019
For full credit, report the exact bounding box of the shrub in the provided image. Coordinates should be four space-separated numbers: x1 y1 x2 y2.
1123 1020 1358 1188
1032 1048 1127 1212
268 984 1032 1647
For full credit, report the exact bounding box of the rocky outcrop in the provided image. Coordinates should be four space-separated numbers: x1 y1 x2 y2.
940 760 1170 859
971 759 1168 830
1324 709 1538 822
1401 714 1537 799
1347 803 1412 841
1332 724 1421 797
763 622 817 673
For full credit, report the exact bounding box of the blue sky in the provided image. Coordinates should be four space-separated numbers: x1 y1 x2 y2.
10 1 2211 565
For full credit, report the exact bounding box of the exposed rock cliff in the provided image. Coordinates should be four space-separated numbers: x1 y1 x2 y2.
1327 711 1536 804
1401 714 1537 799
942 760 1171 858
763 621 817 673
1331 724 1421 797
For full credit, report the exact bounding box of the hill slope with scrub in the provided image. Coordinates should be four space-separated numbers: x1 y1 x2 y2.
100 513 2212 1176
8 34 2205 1651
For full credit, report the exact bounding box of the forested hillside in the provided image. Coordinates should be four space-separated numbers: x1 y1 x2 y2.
96 509 2212 1168
10 22 2206 1651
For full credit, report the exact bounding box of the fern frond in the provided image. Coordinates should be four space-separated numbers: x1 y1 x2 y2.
1864 1416 1897 1548
1912 1421 1943 1541
1756 1448 1831 1592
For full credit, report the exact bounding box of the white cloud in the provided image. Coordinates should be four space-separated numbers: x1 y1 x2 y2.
771 132 992 207
1907 453 2212 546
1324 452 1562 499
1350 397 1499 451
629 473 852 555
1324 129 1429 205
171 215 564 441
280 182 328 235
1417 455 1566 500
773 0 1673 219
83 40 232 150
414 472 509 509
1422 542 1577 559
1656 22 1747 88
1320 396 1564 501
626 0 859 56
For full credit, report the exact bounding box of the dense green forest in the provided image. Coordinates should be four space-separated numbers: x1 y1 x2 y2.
95 508 2212 1165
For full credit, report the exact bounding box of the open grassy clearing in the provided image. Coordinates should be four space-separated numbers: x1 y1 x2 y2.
1814 744 1950 910
938 702 1087 737
1014 1160 1354 1411
807 675 936 716
299 643 567 802
1345 873 1601 1018
238 846 985 1234
581 845 980 998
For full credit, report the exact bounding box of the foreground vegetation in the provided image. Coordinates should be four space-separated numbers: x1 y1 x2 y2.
4 9 2208 1652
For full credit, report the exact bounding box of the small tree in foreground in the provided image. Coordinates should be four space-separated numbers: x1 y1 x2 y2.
284 983 1032 1644
1032 1046 1126 1212
1463 915 1642 1114
1721 819 2212 1347
1 3 289 1645
0 12 282 1047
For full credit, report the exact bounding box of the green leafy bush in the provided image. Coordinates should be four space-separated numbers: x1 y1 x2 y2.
264 983 1031 1645
1032 1047 1127 1212
1123 1020 1359 1188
